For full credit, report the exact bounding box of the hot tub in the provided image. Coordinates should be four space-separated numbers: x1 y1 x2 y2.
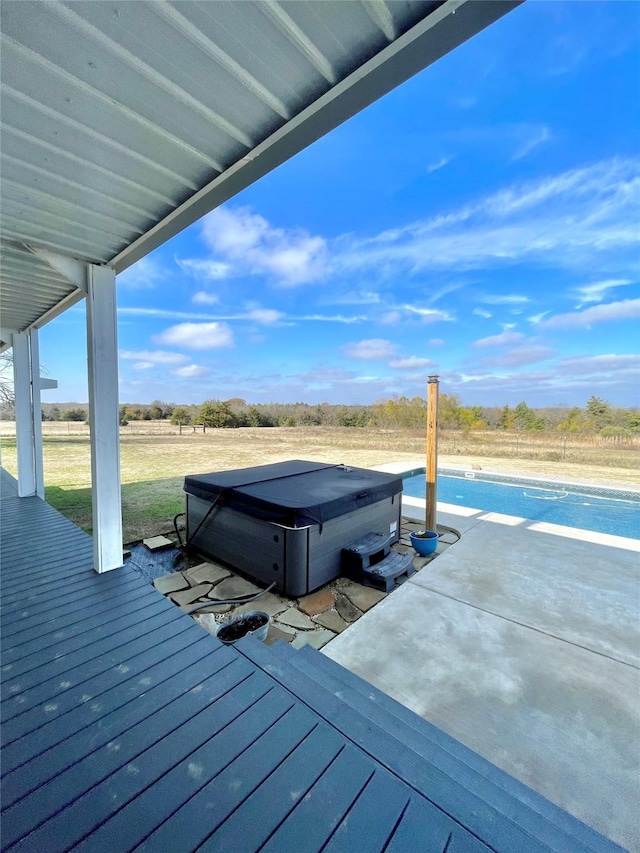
184 460 403 596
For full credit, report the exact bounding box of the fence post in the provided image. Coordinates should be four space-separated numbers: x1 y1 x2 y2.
425 375 439 532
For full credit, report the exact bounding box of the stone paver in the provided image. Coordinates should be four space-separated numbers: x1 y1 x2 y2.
313 609 349 634
182 602 232 615
272 621 296 636
183 562 231 586
153 573 189 594
291 629 335 650
208 576 263 601
233 593 289 618
335 593 361 623
170 583 213 606
298 588 335 616
143 535 174 551
275 607 316 630
193 613 220 635
264 625 295 646
340 581 386 612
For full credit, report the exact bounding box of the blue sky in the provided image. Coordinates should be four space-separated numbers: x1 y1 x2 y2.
42 1 639 408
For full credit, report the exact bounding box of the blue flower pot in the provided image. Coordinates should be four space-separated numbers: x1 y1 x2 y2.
409 530 439 556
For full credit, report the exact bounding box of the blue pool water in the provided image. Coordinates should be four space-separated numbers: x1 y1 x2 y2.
402 471 640 540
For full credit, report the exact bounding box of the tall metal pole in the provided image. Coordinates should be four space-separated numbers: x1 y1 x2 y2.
425 375 439 531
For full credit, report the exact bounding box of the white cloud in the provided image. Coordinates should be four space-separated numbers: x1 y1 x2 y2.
388 356 436 371
342 339 397 360
201 206 327 286
379 311 402 325
426 156 451 174
335 158 639 277
154 322 234 350
429 338 445 347
473 308 492 319
557 353 640 375
192 291 220 305
120 307 225 321
539 298 640 329
572 278 633 306
297 313 364 324
246 308 282 325
480 295 529 305
511 125 551 161
120 349 188 365
473 331 525 348
171 364 211 378
133 362 154 370
402 305 455 324
177 258 230 280
480 345 556 367
117 257 166 288
298 366 358 383
327 290 381 305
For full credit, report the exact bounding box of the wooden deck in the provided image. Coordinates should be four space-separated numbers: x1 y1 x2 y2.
0 469 621 852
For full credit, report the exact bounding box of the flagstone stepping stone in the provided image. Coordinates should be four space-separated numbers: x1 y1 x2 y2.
208 576 263 601
291 629 335 650
271 621 296 636
340 581 386 612
233 593 289 618
264 625 294 646
335 593 361 623
298 588 335 616
153 573 189 595
142 535 174 551
183 562 231 586
313 609 348 634
275 607 315 631
180 602 232 615
193 613 220 635
170 583 213 606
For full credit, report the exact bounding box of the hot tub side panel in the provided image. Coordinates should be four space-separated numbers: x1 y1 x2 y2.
302 496 401 596
186 495 288 591
186 494 401 596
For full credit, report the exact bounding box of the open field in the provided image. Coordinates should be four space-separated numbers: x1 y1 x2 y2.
1 424 638 543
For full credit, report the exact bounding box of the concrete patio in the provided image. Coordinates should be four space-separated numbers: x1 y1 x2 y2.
324 498 640 851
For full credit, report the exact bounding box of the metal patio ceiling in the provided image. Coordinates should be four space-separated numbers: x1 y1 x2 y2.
0 0 520 337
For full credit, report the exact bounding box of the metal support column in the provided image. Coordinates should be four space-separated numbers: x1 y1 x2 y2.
29 328 45 499
86 264 123 572
12 332 38 497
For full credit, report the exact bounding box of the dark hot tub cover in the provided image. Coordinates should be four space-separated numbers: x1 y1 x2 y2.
184 460 402 528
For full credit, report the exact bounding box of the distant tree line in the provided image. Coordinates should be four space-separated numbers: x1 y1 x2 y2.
29 394 639 436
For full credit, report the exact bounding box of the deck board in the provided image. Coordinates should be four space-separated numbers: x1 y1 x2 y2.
1 469 622 852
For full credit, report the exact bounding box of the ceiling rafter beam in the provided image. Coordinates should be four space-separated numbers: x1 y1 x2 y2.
2 35 224 171
1 177 146 236
2 152 159 221
2 214 120 255
2 124 179 207
27 246 89 290
360 0 396 41
49 3 254 148
259 1 337 84
2 85 200 192
1 197 134 243
151 2 291 120
2 228 104 262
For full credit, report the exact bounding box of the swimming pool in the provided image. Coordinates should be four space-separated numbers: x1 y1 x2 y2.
402 470 640 540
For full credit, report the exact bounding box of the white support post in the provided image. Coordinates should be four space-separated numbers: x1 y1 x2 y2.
29 328 45 499
12 332 37 497
86 264 123 572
